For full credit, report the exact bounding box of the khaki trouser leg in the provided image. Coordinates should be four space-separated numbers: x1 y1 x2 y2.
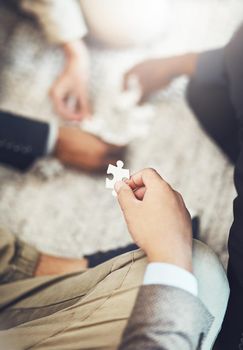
0 250 147 350
0 239 229 350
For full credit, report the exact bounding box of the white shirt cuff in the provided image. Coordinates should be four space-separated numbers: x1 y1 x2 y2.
143 263 198 297
46 121 58 155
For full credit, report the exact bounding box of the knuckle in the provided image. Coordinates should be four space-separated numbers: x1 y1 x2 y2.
163 181 171 190
173 191 187 209
160 182 173 197
144 167 157 177
174 190 184 202
176 191 183 200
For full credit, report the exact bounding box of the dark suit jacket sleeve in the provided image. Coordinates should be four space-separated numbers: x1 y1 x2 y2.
119 285 213 350
189 24 243 348
0 110 50 171
195 47 226 87
216 24 243 348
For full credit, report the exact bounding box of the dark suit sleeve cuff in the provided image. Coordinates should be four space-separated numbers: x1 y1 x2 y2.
0 111 50 171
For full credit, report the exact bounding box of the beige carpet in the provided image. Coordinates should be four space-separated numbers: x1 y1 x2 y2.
0 0 242 267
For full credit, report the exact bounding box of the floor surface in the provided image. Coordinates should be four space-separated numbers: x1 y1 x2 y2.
0 0 242 267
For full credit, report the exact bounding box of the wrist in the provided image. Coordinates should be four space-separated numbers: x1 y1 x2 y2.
163 53 199 79
35 253 88 276
182 52 199 76
62 39 87 60
146 244 193 273
54 127 65 157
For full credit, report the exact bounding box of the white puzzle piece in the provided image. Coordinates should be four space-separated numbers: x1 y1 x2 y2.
81 75 154 146
106 160 130 196
114 75 141 111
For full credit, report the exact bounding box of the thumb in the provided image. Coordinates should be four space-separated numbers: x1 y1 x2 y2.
115 181 137 211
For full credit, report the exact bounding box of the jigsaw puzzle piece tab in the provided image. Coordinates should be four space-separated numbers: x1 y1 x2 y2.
106 160 130 196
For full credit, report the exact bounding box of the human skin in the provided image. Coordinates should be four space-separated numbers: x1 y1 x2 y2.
115 168 193 272
35 168 192 277
50 39 91 121
124 53 199 103
55 126 126 172
35 254 88 276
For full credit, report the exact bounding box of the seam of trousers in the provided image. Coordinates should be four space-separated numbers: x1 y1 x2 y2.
29 253 135 350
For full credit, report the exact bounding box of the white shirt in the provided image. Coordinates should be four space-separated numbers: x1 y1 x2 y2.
143 263 198 296
21 0 170 47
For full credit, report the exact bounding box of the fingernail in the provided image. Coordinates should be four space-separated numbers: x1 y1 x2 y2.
114 181 125 193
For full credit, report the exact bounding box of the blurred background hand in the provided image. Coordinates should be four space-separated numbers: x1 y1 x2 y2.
115 168 193 272
35 253 88 276
55 127 126 172
50 40 91 121
124 53 198 103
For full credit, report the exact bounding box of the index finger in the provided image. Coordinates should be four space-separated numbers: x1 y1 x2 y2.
126 168 165 191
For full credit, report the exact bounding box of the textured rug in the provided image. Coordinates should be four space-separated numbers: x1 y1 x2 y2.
0 0 242 268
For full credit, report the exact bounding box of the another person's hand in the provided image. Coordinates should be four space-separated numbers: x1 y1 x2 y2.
115 168 193 272
124 53 198 103
50 40 91 121
55 127 125 172
35 254 88 276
